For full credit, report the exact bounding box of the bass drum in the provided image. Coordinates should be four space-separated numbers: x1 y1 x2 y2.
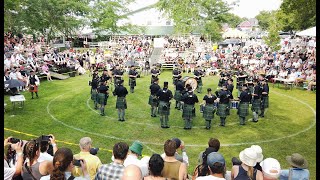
182 76 198 92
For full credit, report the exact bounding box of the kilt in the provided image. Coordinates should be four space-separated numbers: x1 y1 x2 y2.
116 97 127 109
173 90 182 101
29 85 38 92
216 103 229 118
203 104 216 120
237 102 249 117
261 96 269 108
158 101 170 115
251 98 261 112
97 93 108 105
182 104 194 119
197 79 203 86
148 95 158 106
91 89 98 101
129 78 136 87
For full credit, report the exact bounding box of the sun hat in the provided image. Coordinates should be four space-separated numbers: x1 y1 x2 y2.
239 148 257 166
250 145 264 162
129 141 143 156
286 153 308 169
260 158 281 178
207 152 225 168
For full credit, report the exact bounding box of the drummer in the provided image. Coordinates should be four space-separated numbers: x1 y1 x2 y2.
150 66 160 84
245 71 256 94
215 84 233 127
194 66 205 93
202 88 217 130
251 79 262 122
235 68 248 98
172 66 182 86
218 69 228 88
174 76 184 110
237 84 251 125
112 64 124 89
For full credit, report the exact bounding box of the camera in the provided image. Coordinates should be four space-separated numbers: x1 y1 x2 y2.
40 135 52 142
73 159 83 167
9 138 20 144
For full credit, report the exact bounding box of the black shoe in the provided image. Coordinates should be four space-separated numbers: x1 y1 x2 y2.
94 107 98 110
118 119 122 121
252 120 258 123
175 107 178 109
259 114 264 117
120 119 125 122
177 108 181 110
219 124 225 127
205 127 210 130
100 113 105 116
240 123 245 125
183 127 188 130
161 126 166 128
31 97 34 99
165 126 170 128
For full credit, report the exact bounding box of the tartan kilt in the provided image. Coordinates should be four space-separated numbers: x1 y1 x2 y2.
29 85 38 92
91 89 98 101
158 101 170 115
116 97 127 109
261 96 269 108
203 104 216 120
129 78 136 87
251 99 261 112
182 104 194 119
97 93 107 105
148 95 158 106
216 103 229 117
174 90 182 101
197 79 203 86
237 102 249 117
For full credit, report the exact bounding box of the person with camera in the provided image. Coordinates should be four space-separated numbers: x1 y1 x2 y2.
128 65 138 93
181 86 199 130
237 85 252 125
40 148 90 180
114 79 128 121
96 80 109 116
4 137 24 180
174 75 184 110
215 84 233 127
73 137 102 180
149 77 161 117
37 135 58 163
202 88 218 130
156 81 173 128
28 70 40 99
194 66 205 93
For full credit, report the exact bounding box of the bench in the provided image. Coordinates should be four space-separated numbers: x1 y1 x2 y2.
62 71 78 77
161 64 175 70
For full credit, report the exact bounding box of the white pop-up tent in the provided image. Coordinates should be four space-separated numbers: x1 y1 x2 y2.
222 28 249 39
296 26 316 37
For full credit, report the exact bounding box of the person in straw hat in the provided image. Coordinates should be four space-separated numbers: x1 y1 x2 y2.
260 158 281 180
279 153 309 180
231 147 263 180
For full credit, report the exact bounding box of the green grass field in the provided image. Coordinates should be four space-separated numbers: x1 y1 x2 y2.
4 70 316 178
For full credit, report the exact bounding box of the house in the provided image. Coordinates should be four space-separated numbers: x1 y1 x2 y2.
237 18 259 32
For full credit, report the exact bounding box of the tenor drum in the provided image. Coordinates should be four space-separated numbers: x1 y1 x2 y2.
182 76 198 92
231 100 239 109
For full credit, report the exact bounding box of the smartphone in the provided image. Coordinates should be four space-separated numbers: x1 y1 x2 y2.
73 159 83 167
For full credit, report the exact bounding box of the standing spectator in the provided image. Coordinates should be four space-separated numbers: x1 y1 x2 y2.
279 153 309 180
144 154 167 180
95 142 129 180
4 137 24 180
123 141 149 177
195 152 227 180
260 158 281 180
41 148 90 180
161 139 187 180
73 137 102 180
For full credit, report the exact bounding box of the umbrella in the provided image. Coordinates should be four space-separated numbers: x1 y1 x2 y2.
4 79 26 89
296 27 316 37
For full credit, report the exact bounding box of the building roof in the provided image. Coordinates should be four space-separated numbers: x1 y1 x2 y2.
238 21 252 28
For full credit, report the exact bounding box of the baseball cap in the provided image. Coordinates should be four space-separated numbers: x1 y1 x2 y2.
260 158 281 178
207 152 225 168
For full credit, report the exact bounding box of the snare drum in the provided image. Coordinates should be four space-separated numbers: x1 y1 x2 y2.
231 101 239 109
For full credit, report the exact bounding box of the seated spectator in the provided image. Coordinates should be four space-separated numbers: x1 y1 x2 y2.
161 138 189 166
21 138 57 179
41 63 53 81
307 70 316 91
122 164 142 180
196 152 227 180
260 158 281 180
161 139 187 180
193 146 217 179
41 148 90 180
144 154 167 180
279 153 309 180
95 142 129 180
123 141 149 177
231 147 263 180
73 137 102 180
197 138 220 165
4 137 24 180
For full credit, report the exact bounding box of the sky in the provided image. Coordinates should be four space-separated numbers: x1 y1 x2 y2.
126 0 283 25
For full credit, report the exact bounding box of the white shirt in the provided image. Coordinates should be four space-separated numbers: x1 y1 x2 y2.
38 152 53 162
4 159 16 180
196 175 226 180
40 171 90 180
123 154 149 177
9 72 17 80
4 58 11 69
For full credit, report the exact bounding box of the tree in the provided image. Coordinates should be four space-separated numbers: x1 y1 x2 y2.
220 13 244 28
280 0 316 30
263 18 281 52
255 10 275 30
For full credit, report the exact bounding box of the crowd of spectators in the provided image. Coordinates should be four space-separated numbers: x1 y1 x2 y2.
4 135 310 180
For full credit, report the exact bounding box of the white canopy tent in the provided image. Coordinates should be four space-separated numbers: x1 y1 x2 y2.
296 26 316 37
222 28 249 39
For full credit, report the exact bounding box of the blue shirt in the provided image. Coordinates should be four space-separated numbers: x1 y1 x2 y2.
279 168 309 180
